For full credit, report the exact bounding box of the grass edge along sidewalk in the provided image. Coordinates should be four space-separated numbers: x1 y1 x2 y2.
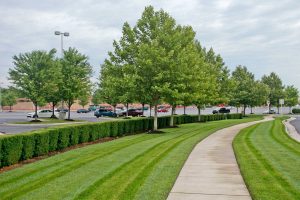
233 117 300 200
0 113 241 169
0 116 260 200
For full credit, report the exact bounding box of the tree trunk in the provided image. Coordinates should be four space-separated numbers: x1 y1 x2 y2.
243 105 246 116
170 105 176 127
9 105 12 112
68 100 71 120
126 103 129 117
51 103 56 118
277 106 280 114
236 107 239 113
250 106 253 114
183 105 186 115
34 103 38 121
198 106 201 122
289 106 292 114
153 104 158 131
142 103 145 116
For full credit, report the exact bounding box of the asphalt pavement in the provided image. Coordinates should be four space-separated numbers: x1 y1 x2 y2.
0 106 294 135
289 116 300 134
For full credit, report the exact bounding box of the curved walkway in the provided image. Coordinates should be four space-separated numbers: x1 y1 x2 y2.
167 116 273 200
283 117 300 142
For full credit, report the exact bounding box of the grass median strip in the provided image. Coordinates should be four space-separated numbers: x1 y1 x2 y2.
233 117 300 200
0 117 260 200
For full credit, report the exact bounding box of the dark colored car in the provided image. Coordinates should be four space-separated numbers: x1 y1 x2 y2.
94 109 117 118
88 105 98 111
212 107 230 114
77 109 89 113
55 108 69 112
120 109 143 117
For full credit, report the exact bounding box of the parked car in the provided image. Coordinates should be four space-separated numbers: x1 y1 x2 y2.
212 107 230 114
263 109 276 114
56 108 69 112
77 109 89 113
27 109 59 118
94 109 118 118
158 107 168 112
119 108 143 117
88 105 98 111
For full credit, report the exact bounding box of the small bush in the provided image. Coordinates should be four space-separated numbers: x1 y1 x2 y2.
292 108 300 114
69 127 80 145
110 121 119 137
79 126 90 143
57 128 70 150
21 134 35 160
0 139 2 167
1 135 23 166
34 132 50 156
48 129 59 151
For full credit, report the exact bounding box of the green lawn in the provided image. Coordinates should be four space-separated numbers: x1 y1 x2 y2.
234 117 300 200
0 117 260 200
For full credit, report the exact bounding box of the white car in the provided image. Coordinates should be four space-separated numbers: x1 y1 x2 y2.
27 109 59 118
262 109 276 114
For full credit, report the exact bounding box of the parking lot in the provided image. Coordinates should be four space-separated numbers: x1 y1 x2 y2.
0 106 294 135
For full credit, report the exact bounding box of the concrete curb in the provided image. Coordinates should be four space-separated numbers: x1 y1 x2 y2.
167 117 273 200
283 117 300 142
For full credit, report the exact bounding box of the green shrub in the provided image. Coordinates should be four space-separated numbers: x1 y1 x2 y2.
89 124 100 141
292 108 300 114
69 127 80 145
1 135 23 167
0 138 2 167
110 121 119 137
79 126 90 143
48 129 59 151
117 121 125 136
21 134 35 160
57 128 70 150
34 132 50 156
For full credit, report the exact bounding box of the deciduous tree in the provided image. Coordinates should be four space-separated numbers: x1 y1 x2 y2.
60 48 92 120
9 49 57 120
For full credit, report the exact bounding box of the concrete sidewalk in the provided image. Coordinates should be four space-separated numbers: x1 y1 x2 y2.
167 117 273 200
283 117 300 142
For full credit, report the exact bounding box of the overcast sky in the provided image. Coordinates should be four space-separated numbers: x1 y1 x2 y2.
1 0 299 89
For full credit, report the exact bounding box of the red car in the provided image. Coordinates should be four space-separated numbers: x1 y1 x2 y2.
120 109 143 117
158 108 168 112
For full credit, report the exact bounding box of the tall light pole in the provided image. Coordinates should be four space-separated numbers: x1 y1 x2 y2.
55 31 69 114
54 31 69 57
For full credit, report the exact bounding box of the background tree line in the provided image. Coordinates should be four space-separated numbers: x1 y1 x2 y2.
5 6 299 130
8 48 92 120
95 6 299 131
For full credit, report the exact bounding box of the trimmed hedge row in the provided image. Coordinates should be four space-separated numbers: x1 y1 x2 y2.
292 108 300 114
0 113 242 168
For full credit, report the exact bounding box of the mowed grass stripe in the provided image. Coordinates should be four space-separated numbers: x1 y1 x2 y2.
245 123 297 199
3 126 204 199
1 117 262 200
0 134 162 198
234 119 300 200
74 126 206 199
0 134 149 185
